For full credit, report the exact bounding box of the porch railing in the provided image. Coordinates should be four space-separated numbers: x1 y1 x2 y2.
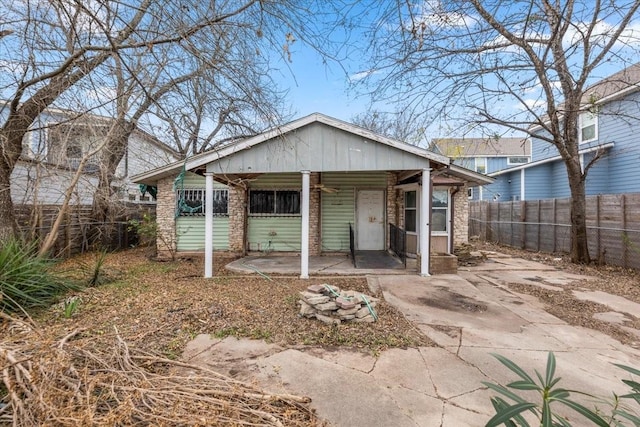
389 223 407 267
348 223 356 267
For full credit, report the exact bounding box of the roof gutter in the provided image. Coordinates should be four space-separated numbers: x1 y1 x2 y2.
489 142 615 176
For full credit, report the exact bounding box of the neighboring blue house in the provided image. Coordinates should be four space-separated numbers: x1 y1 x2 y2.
487 63 640 201
432 137 530 201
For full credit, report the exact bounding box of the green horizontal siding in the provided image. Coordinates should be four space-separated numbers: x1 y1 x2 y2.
249 173 302 188
248 217 301 252
179 172 229 189
321 172 387 251
176 216 229 251
321 172 387 187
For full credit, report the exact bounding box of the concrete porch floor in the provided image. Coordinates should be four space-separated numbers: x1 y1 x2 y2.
225 253 417 276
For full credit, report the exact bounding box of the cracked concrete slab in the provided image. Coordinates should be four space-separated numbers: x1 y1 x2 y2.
371 348 436 395
183 252 640 427
573 290 640 318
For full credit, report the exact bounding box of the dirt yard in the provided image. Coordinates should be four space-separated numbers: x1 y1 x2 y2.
37 248 431 357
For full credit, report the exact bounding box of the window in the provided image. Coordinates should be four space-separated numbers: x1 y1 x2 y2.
507 156 529 165
175 189 228 216
579 112 597 143
475 157 487 174
432 190 448 233
404 191 417 233
249 190 300 215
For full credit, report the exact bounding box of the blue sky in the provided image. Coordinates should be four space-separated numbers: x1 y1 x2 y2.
274 41 368 122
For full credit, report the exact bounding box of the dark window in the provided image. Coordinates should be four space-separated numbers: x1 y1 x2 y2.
176 189 228 216
250 190 300 215
404 190 417 233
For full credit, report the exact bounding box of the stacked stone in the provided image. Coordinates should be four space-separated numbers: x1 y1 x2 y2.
298 284 379 324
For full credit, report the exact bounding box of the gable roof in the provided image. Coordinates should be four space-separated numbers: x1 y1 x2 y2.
431 137 530 158
134 113 470 185
582 62 640 104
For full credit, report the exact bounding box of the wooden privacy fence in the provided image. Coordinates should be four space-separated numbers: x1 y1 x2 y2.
15 203 155 257
469 193 640 270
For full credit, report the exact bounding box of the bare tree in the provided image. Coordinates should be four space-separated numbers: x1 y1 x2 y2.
351 109 428 146
1 0 350 245
356 0 640 263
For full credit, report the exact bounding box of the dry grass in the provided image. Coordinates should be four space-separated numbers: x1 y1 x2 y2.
1 248 431 425
0 314 321 426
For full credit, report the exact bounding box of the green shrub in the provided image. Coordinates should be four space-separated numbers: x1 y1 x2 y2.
485 352 640 426
0 238 78 313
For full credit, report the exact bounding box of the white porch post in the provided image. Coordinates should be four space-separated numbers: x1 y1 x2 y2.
204 172 214 278
420 167 431 276
300 170 310 279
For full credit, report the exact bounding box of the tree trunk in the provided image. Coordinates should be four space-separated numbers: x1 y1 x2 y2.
0 156 18 241
90 120 135 248
567 163 590 264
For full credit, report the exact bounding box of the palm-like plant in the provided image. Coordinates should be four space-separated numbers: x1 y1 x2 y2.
485 352 640 426
0 238 77 313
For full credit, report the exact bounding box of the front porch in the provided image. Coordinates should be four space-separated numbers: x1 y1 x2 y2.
226 253 415 276
223 251 458 276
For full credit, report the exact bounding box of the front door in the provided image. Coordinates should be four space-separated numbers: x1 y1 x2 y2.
356 189 385 250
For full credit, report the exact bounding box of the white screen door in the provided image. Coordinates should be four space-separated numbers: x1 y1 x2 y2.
356 190 385 250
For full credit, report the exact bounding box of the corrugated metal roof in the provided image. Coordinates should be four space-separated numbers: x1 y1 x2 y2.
431 137 530 157
132 113 452 185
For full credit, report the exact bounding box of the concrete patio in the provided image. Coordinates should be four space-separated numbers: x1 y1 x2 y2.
185 252 640 426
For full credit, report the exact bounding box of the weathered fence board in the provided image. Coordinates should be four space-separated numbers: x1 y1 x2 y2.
15 203 155 257
469 193 640 270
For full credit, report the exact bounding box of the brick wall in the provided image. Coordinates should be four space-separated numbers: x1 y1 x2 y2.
156 177 176 259
386 172 398 248
453 184 469 245
228 185 247 254
310 172 321 255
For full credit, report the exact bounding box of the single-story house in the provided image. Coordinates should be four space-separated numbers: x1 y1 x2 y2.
133 113 492 277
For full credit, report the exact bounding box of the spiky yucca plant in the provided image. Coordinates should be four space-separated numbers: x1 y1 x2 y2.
0 238 77 313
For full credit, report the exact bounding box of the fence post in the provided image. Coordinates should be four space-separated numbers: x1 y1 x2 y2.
622 194 628 268
486 201 492 241
520 200 526 249
496 202 501 244
552 198 557 253
537 200 541 251
596 195 601 261
510 201 514 247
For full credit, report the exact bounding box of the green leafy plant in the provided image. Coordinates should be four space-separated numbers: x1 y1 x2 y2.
128 214 176 259
485 352 640 426
0 238 78 313
63 296 80 318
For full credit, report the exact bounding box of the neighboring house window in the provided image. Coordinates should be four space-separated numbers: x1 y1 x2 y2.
579 112 598 143
249 190 300 215
404 191 417 233
507 156 529 165
175 188 228 216
475 157 487 174
432 189 449 233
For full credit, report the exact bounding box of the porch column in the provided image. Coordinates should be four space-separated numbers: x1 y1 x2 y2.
420 167 431 276
204 172 214 278
300 170 311 279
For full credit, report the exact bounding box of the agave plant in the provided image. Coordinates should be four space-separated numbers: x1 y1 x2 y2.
0 238 78 313
484 352 640 426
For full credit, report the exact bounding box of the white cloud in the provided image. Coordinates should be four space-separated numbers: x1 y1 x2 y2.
563 19 640 49
517 98 545 111
349 69 378 82
406 0 477 32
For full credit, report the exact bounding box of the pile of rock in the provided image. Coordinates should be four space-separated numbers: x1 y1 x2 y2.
298 284 379 324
